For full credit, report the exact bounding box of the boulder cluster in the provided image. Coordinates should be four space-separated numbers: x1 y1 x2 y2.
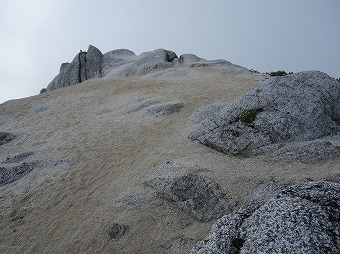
43 45 234 92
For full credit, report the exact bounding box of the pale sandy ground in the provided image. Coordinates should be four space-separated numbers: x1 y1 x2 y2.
1 67 339 253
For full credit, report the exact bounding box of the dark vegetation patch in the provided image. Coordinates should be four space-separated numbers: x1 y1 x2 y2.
239 109 259 123
267 70 293 76
229 129 241 137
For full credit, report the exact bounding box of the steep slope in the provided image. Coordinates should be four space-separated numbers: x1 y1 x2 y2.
1 66 339 253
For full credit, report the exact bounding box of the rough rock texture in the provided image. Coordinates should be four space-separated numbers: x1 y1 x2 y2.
189 181 340 254
270 140 340 163
125 99 161 114
2 152 33 164
145 102 184 116
146 172 236 222
112 49 178 77
46 45 103 91
189 71 340 162
107 223 126 239
175 54 202 66
102 49 136 77
86 45 103 79
189 59 232 67
43 46 240 92
324 171 340 183
0 162 37 186
0 132 15 146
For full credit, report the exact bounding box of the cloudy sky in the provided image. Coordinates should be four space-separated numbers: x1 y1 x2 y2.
0 0 339 103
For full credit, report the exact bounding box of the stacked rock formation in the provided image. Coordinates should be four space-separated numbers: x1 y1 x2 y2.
43 45 235 92
45 45 103 91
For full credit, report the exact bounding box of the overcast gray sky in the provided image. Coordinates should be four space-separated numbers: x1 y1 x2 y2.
1 0 339 103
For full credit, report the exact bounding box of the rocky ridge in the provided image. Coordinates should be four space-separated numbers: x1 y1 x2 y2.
43 45 236 92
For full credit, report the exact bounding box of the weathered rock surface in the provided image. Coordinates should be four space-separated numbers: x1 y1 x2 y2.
46 46 102 91
0 132 15 146
145 102 184 117
174 54 202 66
43 46 241 92
102 49 136 77
107 223 126 239
146 172 236 222
270 140 340 163
86 45 103 79
2 152 33 164
189 71 340 162
189 181 340 254
114 49 177 77
125 98 161 114
0 162 37 186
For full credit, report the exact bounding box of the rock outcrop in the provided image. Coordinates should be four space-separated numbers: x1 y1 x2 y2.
189 181 340 254
146 172 236 222
0 162 37 186
43 45 239 92
0 132 15 146
46 46 100 91
189 71 340 162
106 223 126 239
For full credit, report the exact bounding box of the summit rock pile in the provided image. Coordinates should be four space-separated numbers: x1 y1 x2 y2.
43 45 235 92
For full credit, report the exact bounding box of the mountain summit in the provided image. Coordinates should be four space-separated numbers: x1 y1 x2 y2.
43 45 239 92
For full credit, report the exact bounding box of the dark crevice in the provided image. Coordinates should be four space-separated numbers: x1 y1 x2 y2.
231 238 245 253
78 53 81 83
78 51 87 83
